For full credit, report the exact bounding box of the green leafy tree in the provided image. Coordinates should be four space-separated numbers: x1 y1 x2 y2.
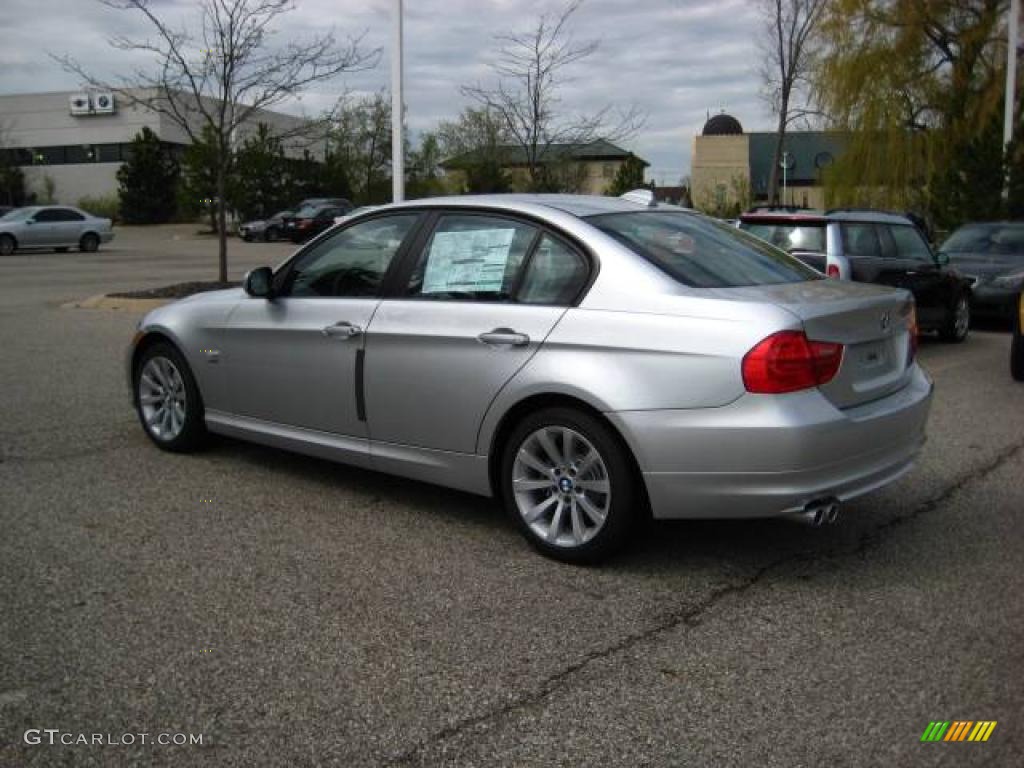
232 123 290 220
178 126 222 232
606 155 647 196
116 127 179 224
329 91 393 205
407 131 448 198
814 0 1009 226
437 107 511 194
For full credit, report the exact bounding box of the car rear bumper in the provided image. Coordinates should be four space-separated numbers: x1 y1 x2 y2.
608 365 933 519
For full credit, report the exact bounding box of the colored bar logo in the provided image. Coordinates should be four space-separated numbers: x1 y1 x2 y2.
920 721 997 742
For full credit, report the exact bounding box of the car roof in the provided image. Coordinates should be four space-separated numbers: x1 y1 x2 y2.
825 210 914 225
382 193 689 218
740 212 827 223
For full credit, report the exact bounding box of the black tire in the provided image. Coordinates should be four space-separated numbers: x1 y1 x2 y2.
134 342 207 452
939 292 970 343
79 232 100 253
1011 299 1024 382
0 234 15 256
501 406 639 564
264 226 279 242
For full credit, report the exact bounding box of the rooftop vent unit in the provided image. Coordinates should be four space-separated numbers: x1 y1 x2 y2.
69 93 91 115
92 92 115 114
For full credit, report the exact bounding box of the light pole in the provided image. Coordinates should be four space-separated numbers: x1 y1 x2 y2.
391 0 405 203
1005 0 1021 201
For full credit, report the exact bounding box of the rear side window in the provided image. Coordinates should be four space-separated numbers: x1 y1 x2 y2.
588 211 819 288
739 222 825 253
841 223 882 257
405 214 537 301
518 234 588 305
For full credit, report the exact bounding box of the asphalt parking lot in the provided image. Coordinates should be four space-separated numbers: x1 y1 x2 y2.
1 227 1022 767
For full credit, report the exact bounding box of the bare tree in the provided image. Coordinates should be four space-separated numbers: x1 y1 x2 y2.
759 0 826 205
462 0 642 191
55 0 377 282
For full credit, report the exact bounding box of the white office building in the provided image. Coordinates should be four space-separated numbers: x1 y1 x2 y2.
0 89 324 204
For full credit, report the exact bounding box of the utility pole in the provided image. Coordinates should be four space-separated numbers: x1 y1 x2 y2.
391 0 405 202
1005 0 1020 199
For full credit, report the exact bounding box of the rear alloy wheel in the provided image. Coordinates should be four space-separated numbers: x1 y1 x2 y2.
79 232 100 253
1012 300 1024 381
940 294 970 343
134 343 206 452
0 234 15 256
502 407 638 564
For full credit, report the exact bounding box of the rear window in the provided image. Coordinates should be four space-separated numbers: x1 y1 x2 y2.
588 211 820 288
738 221 826 254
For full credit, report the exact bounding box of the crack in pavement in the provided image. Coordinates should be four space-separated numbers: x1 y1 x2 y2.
387 439 1024 766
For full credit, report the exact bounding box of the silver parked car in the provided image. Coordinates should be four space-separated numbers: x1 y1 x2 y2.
0 206 114 255
126 194 933 563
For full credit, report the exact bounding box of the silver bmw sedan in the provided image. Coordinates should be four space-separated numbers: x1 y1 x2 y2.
126 194 933 563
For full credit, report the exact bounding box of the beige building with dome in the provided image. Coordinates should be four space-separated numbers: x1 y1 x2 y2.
691 112 848 213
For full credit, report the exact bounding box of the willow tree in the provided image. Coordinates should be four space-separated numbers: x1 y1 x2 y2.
813 0 1009 225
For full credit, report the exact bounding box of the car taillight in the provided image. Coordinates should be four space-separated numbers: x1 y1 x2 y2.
742 331 844 394
826 264 840 278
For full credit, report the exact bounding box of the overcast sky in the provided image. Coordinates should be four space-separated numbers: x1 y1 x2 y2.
0 0 771 183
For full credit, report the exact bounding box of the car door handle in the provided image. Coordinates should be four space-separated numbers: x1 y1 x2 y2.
477 328 530 347
321 321 362 339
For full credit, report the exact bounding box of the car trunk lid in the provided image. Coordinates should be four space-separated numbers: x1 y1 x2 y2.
709 279 915 409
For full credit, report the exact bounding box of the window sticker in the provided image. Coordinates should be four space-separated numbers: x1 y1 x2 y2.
422 228 516 293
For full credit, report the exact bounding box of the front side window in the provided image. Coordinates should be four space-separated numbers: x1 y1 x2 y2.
280 214 418 298
405 215 537 301
33 209 61 223
588 211 819 288
888 224 932 262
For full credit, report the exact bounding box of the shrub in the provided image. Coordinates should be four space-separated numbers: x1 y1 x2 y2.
78 194 120 223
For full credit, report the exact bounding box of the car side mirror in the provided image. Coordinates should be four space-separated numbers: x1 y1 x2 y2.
935 251 950 266
244 266 274 298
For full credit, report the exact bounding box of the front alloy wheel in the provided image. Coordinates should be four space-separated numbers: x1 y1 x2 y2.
941 294 970 342
134 343 206 452
502 407 638 563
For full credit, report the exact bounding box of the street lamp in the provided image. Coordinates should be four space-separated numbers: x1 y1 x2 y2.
1004 0 1021 199
781 151 789 207
391 0 404 203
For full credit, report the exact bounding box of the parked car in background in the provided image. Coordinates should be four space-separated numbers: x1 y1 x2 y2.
334 206 379 226
739 208 972 342
939 222 1024 319
283 204 348 243
0 205 114 255
1012 292 1024 381
296 197 353 212
126 193 933 563
239 210 293 242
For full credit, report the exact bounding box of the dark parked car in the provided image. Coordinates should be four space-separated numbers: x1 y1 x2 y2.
739 209 972 342
296 197 352 211
239 210 293 242
283 204 347 243
939 222 1024 319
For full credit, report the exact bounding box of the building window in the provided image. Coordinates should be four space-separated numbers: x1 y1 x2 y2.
65 145 97 164
96 144 122 162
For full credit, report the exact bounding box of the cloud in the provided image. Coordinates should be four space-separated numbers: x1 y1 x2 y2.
0 0 772 181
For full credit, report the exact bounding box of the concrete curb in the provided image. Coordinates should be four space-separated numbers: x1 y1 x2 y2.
62 294 172 311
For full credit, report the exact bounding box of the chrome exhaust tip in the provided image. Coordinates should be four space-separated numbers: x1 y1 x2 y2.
785 498 840 527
